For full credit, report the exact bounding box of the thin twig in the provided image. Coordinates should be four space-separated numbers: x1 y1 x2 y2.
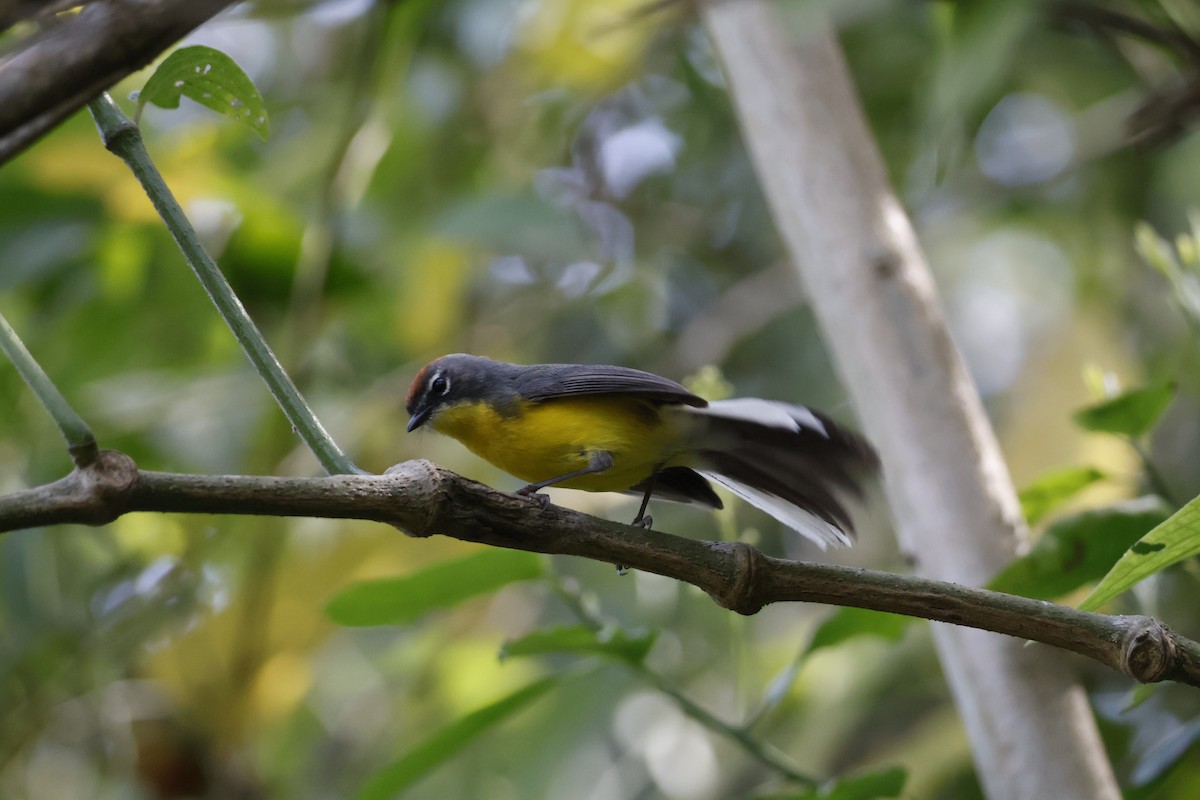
86 94 364 477
0 309 97 465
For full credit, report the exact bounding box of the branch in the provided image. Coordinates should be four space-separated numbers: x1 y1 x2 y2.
0 0 237 166
4 449 1199 688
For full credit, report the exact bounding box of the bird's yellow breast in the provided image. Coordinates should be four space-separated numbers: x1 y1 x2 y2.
431 396 689 491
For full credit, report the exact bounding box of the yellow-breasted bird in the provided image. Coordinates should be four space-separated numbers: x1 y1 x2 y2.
405 354 879 548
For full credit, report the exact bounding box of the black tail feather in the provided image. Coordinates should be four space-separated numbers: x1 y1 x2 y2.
685 400 878 545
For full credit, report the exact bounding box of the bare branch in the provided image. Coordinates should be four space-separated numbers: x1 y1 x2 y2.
3 450 1199 688
0 0 237 166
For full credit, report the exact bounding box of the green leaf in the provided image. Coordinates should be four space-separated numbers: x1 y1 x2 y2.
990 498 1171 600
1072 384 1175 438
353 676 558 800
501 624 657 665
754 765 907 800
136 45 270 140
326 549 544 627
819 766 907 800
1018 466 1105 525
1079 494 1200 611
807 607 912 656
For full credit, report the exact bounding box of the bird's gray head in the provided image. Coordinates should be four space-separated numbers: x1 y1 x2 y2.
405 354 513 432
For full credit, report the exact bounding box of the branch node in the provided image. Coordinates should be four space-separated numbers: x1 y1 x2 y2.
1120 616 1175 683
711 541 766 616
72 449 139 525
68 436 100 468
383 459 444 537
96 109 140 154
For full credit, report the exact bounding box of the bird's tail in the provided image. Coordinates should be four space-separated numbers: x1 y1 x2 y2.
685 398 879 549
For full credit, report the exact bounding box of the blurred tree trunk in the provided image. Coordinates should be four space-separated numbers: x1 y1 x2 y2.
703 2 1120 798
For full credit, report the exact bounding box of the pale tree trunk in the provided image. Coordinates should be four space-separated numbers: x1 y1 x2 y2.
702 2 1120 798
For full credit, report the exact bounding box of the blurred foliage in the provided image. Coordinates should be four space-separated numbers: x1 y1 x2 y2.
4 0 1200 798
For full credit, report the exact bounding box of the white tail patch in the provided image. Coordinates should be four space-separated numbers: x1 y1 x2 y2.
688 398 829 437
700 472 852 549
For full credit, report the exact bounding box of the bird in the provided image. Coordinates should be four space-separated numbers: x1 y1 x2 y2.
405 353 878 548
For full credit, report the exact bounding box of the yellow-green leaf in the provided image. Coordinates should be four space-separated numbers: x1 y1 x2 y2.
326 549 543 627
1079 494 1200 611
990 498 1170 600
1072 384 1174 438
501 624 656 665
1018 466 1105 525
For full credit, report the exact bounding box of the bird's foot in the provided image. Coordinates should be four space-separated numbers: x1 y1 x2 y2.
516 485 552 510
615 515 653 575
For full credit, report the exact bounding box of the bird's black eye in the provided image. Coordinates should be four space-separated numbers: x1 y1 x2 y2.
431 374 450 396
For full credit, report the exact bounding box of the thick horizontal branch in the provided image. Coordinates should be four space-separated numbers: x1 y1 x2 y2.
0 0 236 166
3 450 1199 688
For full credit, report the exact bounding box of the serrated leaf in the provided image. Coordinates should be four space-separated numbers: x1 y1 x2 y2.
1018 466 1105 525
326 549 543 627
807 607 911 656
990 498 1171 600
753 765 907 800
1079 494 1200 611
353 676 558 800
501 624 656 665
137 45 269 140
1072 384 1174 438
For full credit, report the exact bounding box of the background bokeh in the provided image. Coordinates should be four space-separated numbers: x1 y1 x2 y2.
2 0 1200 797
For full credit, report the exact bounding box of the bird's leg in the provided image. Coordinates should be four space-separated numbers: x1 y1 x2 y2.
631 473 656 530
516 451 614 508
615 470 662 576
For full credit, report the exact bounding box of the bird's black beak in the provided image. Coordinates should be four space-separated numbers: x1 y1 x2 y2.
407 406 432 432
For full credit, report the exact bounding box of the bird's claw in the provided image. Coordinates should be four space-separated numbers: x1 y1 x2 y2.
517 486 552 510
632 514 653 530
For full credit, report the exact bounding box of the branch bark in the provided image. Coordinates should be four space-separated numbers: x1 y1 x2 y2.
702 2 1121 798
0 0 237 166
3 450 1200 689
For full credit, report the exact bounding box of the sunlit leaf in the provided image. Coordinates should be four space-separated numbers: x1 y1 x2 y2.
1079 494 1200 611
990 498 1171 600
326 549 543 626
136 45 270 140
501 624 656 665
1072 384 1174 438
807 607 912 656
353 676 559 800
1018 466 1105 525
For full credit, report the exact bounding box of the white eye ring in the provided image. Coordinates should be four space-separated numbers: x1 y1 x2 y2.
431 372 450 395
